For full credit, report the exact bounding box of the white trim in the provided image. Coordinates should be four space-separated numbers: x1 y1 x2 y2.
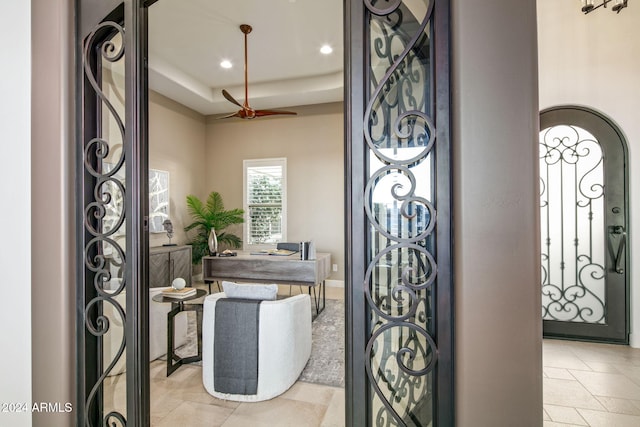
629 332 640 349
325 279 344 288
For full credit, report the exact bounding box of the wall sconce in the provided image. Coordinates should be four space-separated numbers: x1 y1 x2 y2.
581 0 628 14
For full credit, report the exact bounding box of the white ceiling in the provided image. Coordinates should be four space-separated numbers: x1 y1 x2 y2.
148 0 344 116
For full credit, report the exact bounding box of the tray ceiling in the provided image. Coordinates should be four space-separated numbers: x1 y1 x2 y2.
148 0 344 116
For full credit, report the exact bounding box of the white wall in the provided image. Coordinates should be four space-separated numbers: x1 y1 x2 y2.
0 1 32 426
538 0 640 346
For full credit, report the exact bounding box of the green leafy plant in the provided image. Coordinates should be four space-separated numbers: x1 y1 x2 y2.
184 191 244 264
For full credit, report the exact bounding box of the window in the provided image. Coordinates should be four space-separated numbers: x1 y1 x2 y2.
243 158 287 248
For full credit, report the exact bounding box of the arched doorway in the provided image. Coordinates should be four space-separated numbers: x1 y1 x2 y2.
540 105 629 343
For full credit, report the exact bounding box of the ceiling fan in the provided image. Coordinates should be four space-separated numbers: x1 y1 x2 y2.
219 24 297 119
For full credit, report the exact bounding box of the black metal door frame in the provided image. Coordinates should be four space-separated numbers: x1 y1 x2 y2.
540 105 629 343
345 1 453 425
77 0 453 425
76 1 152 425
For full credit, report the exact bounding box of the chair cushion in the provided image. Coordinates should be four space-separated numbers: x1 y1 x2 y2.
222 281 277 301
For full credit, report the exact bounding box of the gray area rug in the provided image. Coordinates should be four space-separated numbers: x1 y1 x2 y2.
299 299 345 388
173 299 345 388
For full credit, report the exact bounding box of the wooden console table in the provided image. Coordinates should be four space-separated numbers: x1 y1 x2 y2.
202 252 331 317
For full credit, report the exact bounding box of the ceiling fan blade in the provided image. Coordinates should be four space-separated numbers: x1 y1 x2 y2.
216 110 243 119
254 109 298 117
220 25 297 119
221 89 243 108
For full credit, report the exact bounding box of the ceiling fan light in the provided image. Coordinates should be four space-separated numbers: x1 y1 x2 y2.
612 0 627 12
220 59 232 69
320 44 333 55
581 0 595 13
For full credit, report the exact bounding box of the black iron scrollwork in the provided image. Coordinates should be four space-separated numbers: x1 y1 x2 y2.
364 1 437 425
82 20 127 427
540 125 606 324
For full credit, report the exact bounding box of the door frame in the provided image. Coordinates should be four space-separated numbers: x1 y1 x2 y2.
345 0 453 425
76 1 151 425
76 0 454 425
540 105 630 344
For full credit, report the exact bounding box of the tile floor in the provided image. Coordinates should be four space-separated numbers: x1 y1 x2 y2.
543 338 640 426
148 282 640 426
149 352 344 426
148 284 346 426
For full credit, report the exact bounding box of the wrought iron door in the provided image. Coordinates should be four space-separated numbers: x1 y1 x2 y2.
346 1 452 425
76 1 151 425
540 106 628 343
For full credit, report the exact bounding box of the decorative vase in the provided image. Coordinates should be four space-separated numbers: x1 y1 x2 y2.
208 228 218 256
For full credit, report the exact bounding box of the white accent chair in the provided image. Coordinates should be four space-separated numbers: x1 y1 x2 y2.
202 292 312 402
103 281 189 376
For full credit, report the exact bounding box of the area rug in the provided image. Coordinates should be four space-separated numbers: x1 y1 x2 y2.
299 299 345 388
174 298 345 388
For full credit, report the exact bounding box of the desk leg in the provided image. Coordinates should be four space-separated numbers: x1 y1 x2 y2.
310 280 326 320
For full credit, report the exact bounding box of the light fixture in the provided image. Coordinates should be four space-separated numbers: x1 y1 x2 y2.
320 44 333 55
581 0 628 14
220 59 232 69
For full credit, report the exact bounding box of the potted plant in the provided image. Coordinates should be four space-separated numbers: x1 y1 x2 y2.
184 191 244 264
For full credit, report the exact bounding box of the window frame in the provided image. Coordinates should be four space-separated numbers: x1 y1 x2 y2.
242 157 287 250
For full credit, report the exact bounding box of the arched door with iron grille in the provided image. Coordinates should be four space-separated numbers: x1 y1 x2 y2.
540 106 628 343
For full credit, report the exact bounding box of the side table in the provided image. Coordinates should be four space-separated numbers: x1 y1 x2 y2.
152 288 207 376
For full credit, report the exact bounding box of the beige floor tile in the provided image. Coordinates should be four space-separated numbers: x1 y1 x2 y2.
570 344 640 366
615 364 640 386
543 409 551 421
595 396 640 416
151 365 239 411
583 360 623 374
321 388 345 427
150 382 186 419
281 381 338 406
543 350 592 371
569 369 640 400
577 408 640 427
544 367 576 380
221 398 328 427
543 378 605 410
154 401 234 427
324 286 345 300
543 422 584 427
543 404 587 425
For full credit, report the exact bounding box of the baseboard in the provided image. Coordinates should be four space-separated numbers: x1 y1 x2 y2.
629 332 640 349
325 279 344 288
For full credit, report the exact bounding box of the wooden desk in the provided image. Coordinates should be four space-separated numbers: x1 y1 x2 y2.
202 252 331 317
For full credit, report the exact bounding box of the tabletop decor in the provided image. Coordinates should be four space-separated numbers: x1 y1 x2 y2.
184 191 244 264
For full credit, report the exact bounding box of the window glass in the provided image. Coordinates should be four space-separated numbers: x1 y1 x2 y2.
243 158 287 247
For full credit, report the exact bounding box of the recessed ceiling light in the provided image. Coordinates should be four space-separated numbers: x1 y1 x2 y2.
220 59 232 69
320 44 333 55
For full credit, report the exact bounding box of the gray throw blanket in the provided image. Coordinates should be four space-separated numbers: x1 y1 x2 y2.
213 298 262 395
